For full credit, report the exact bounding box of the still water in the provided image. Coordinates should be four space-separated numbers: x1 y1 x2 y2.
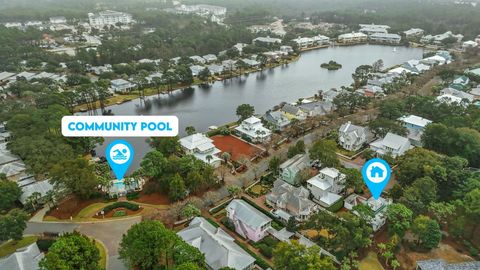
88 44 423 171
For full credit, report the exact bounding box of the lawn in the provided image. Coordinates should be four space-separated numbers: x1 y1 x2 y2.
0 236 39 257
75 202 109 219
359 252 385 270
95 240 107 269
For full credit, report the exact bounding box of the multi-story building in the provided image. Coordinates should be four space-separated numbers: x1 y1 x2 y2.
234 116 271 143
307 168 345 208
337 32 368 44
403 28 424 39
369 33 402 44
179 133 222 167
88 10 133 28
359 24 391 35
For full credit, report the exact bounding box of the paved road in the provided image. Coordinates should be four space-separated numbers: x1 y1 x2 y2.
26 216 141 270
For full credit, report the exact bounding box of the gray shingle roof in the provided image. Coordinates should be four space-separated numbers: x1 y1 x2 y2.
0 243 44 270
226 199 271 229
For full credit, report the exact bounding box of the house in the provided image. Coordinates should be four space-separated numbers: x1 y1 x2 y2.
420 31 463 45
222 60 237 71
177 217 255 270
49 16 67 24
179 133 222 167
234 116 271 143
359 24 390 35
89 65 112 75
232 43 248 55
207 64 224 75
266 179 318 222
202 54 217 63
356 84 385 97
449 75 470 91
190 55 206 64
0 72 16 83
280 45 293 53
440 87 474 103
226 199 272 242
110 79 136 93
398 115 432 146
403 28 424 39
345 194 392 231
416 259 480 270
190 65 205 77
470 86 480 100
297 101 334 117
292 35 330 48
145 72 163 84
337 32 368 44
322 88 344 102
338 121 368 151
0 243 44 270
462 40 478 50
307 168 345 208
278 154 310 186
369 132 413 157
253 36 282 45
369 33 401 44
263 110 290 130
18 176 53 205
281 103 307 120
241 58 260 68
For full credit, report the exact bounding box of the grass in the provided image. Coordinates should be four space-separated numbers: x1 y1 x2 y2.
94 240 107 269
359 252 385 270
112 210 127 217
0 236 39 258
75 203 109 219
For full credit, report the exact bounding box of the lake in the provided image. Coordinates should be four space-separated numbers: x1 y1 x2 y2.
86 44 424 171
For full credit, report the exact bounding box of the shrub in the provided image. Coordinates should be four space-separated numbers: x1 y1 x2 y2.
206 218 220 228
221 217 235 231
113 210 127 217
37 239 56 252
234 240 272 269
326 198 344 213
103 202 139 213
126 192 139 200
258 243 273 258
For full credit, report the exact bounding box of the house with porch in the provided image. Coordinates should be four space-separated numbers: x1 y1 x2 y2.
449 75 470 91
297 101 334 117
338 121 368 151
344 194 392 231
369 132 413 157
110 79 136 93
179 133 222 167
226 199 272 242
281 103 307 120
306 168 345 208
234 116 271 143
266 179 318 222
278 153 310 186
440 87 474 103
178 217 255 270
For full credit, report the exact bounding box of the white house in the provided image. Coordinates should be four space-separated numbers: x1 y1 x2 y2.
398 115 432 146
337 32 368 44
369 33 401 44
202 54 217 63
403 28 424 39
110 79 136 93
177 217 255 270
345 194 392 231
439 87 474 103
307 168 345 208
234 116 271 143
49 16 67 24
253 36 282 45
462 40 478 50
359 24 390 35
338 121 368 151
369 132 412 157
179 133 222 167
266 179 318 222
190 55 206 64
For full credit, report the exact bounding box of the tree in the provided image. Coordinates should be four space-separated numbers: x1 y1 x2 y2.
49 158 100 199
428 202 455 225
140 150 168 180
369 118 407 137
149 136 181 156
287 140 305 158
39 232 100 270
273 241 336 270
0 177 22 211
181 203 201 219
119 220 204 270
286 216 297 232
198 68 210 83
309 139 339 168
185 126 196 135
399 177 437 214
391 259 400 270
227 185 242 198
333 92 370 115
386 203 413 237
411 215 442 250
0 209 28 241
341 168 363 193
269 156 281 176
235 104 255 121
169 174 186 201
463 188 480 236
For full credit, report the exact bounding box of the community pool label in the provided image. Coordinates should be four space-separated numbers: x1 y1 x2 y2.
106 140 134 180
361 158 391 200
61 115 178 137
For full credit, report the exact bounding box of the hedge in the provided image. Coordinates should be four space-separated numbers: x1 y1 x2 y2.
209 199 232 214
206 217 220 228
103 202 139 213
37 239 56 252
126 192 140 200
241 196 285 230
113 210 127 217
326 198 344 213
234 240 272 270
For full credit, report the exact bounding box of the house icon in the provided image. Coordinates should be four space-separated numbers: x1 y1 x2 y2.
370 166 384 178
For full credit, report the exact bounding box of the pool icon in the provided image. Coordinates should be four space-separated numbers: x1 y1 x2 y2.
106 140 134 180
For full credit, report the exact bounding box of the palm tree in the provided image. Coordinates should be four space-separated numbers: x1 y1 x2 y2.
221 152 231 165
382 251 394 265
27 192 42 211
391 259 400 270
153 76 163 96
205 155 213 164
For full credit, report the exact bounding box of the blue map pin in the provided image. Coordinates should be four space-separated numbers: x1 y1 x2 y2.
106 140 134 180
361 158 391 200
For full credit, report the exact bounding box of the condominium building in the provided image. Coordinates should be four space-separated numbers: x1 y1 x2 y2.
88 10 133 28
337 32 368 44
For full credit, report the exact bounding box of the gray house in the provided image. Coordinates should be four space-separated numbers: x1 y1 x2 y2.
338 121 368 151
263 110 290 130
0 243 44 270
416 259 480 270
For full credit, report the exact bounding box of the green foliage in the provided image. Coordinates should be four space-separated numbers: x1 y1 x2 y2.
236 104 255 121
36 239 56 252
169 173 187 201
309 139 339 168
326 198 344 213
321 61 342 70
286 216 297 232
273 241 336 270
180 203 201 219
148 136 181 156
399 177 437 215
411 215 442 250
112 210 127 217
119 220 204 270
39 232 101 270
268 156 281 176
287 140 306 158
49 158 100 199
385 203 413 238
340 167 363 193
0 209 28 241
369 118 407 137
0 177 22 211
102 202 139 213
333 91 370 116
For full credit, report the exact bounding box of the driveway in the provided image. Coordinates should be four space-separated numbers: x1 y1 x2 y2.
25 216 141 270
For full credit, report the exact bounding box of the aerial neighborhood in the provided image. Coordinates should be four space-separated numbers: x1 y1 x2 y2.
0 1 480 270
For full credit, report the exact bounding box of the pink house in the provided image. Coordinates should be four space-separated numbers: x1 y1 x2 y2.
226 199 272 242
